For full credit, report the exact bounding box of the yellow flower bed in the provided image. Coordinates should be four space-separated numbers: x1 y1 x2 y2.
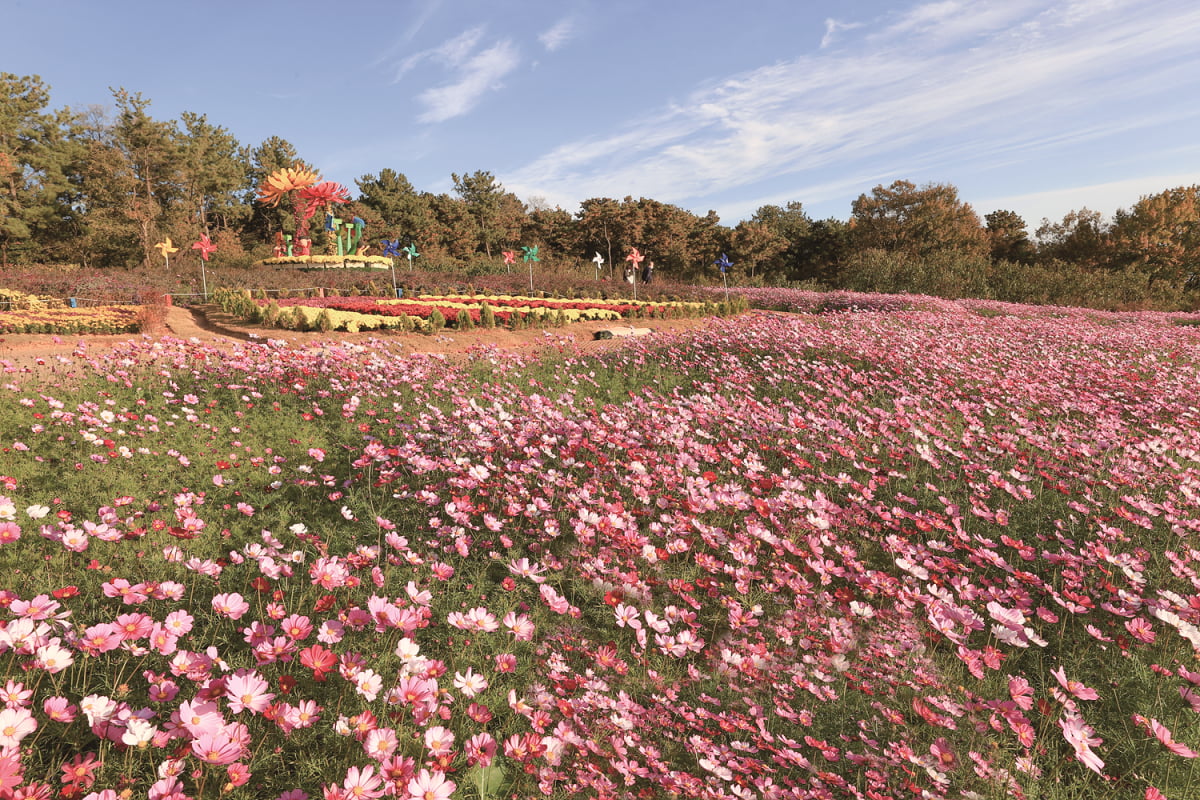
0 305 141 334
256 256 393 269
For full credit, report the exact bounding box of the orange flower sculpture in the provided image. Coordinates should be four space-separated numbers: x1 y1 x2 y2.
255 166 321 207
299 181 351 220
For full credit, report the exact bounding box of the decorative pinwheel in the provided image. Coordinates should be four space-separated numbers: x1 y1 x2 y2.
191 234 216 262
522 246 540 292
155 237 180 268
402 243 419 269
714 253 733 301
381 239 402 258
502 250 517 272
192 234 217 299
625 247 645 299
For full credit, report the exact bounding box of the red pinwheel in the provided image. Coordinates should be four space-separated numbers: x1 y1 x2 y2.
299 181 351 220
191 234 217 262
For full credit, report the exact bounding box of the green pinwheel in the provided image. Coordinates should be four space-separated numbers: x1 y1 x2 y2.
522 246 540 293
402 243 420 270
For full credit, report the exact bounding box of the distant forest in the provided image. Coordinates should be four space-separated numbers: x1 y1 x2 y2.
3 74 1198 308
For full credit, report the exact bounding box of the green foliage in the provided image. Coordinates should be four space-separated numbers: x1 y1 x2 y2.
429 308 446 332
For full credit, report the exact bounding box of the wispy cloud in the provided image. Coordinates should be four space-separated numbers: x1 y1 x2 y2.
539 18 576 52
371 0 443 68
416 36 521 123
506 0 1200 219
389 26 522 123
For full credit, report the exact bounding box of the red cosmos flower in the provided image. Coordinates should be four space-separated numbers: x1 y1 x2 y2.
299 644 337 681
603 590 624 607
314 594 337 613
52 586 79 599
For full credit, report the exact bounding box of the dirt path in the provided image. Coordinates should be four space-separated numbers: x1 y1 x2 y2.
1 305 715 379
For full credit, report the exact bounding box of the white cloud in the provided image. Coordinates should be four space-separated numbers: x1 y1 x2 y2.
539 18 575 52
416 39 521 123
506 1 1200 219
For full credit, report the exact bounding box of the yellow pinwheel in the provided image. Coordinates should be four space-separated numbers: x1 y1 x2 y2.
155 237 180 267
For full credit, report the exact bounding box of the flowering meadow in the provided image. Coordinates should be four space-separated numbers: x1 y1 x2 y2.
1 298 1200 799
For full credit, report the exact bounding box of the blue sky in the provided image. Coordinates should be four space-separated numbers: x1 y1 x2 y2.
8 0 1200 230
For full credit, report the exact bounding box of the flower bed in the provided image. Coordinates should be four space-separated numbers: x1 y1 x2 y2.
255 256 394 270
0 304 142 334
213 290 710 333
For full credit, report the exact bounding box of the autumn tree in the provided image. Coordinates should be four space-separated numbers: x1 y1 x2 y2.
850 180 988 259
1109 186 1200 286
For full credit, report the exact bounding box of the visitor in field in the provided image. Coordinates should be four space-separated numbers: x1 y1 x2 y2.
642 261 654 284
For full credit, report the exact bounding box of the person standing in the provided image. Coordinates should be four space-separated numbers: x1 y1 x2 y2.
642 260 654 284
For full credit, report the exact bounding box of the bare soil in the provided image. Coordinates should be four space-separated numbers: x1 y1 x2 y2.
1 305 714 379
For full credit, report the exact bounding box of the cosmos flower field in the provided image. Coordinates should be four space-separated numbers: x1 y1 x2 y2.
1 296 1199 799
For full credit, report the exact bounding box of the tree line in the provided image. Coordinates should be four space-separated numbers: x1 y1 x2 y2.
2 74 1198 303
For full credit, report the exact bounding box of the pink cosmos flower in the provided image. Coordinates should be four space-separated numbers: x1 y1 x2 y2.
43 696 78 722
0 706 37 747
1051 666 1100 701
212 592 251 620
406 769 454 800
191 730 245 765
1058 713 1105 774
340 765 385 799
1135 715 1200 757
424 725 455 757
225 669 275 714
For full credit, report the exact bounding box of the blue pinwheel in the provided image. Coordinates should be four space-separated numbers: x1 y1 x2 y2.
381 238 402 257
714 253 732 302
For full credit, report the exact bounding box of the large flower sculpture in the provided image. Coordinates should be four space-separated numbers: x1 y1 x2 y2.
255 166 351 250
255 167 320 207
299 181 350 221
